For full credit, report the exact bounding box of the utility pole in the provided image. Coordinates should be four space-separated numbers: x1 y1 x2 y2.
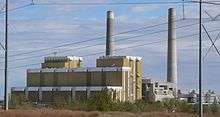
4 0 9 110
199 0 203 117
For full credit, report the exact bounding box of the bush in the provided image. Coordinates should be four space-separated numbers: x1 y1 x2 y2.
86 90 115 111
177 101 196 113
163 98 179 112
210 103 219 113
10 91 220 114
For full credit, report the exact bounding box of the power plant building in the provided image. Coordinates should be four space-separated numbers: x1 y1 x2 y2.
11 10 143 103
11 55 143 102
11 8 183 103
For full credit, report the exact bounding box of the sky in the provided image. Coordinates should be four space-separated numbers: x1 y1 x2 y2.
0 0 220 99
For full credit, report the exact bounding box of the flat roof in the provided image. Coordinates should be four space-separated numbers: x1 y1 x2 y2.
11 86 123 92
44 56 83 62
98 56 142 61
27 67 131 73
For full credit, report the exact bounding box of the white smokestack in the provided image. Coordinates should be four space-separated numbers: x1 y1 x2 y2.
106 11 115 56
167 8 177 84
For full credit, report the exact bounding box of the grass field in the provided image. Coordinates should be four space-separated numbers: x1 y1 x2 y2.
0 109 219 117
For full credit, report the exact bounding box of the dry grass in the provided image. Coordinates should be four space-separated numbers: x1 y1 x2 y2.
0 109 100 117
0 109 219 117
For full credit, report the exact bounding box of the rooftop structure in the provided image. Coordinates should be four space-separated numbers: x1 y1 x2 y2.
42 56 83 69
142 79 175 101
178 90 219 104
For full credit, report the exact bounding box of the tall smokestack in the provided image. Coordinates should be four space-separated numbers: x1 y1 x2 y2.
106 11 115 56
167 8 177 84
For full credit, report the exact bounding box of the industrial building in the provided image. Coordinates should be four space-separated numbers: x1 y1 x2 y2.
178 90 219 104
12 8 214 104
142 79 175 102
11 11 143 103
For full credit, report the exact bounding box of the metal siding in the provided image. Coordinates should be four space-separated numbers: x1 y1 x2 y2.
91 72 102 86
71 72 87 86
57 72 69 86
43 62 65 68
27 73 40 87
43 72 55 87
96 58 124 67
105 71 122 86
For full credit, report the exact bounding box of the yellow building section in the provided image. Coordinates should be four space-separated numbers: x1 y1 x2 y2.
42 56 83 69
27 67 130 87
96 56 143 100
27 73 40 87
136 60 143 100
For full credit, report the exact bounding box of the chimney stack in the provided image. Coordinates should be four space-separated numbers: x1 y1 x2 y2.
167 8 177 84
106 11 115 56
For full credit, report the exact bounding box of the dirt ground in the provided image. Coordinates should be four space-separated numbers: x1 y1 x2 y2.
0 109 219 117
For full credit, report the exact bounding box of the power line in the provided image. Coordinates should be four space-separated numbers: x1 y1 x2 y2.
2 40 169 70
190 0 220 5
201 1 220 5
0 42 5 50
203 32 220 60
0 2 33 14
202 25 220 56
0 1 218 58
25 1 220 6
5 18 220 60
5 28 220 70
6 18 220 59
34 1 191 6
4 20 180 58
0 20 207 63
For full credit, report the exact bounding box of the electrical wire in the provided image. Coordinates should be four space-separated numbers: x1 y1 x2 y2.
0 20 204 63
0 2 33 14
5 28 220 70
34 1 191 6
203 32 220 60
5 18 220 60
4 20 179 58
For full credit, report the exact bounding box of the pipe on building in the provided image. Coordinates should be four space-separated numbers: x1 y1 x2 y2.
106 11 115 56
167 8 177 84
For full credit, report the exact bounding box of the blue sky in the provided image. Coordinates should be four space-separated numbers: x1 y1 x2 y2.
0 0 220 99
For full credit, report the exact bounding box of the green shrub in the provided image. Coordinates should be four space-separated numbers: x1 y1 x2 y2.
163 98 179 112
86 90 114 111
9 94 26 109
177 101 196 113
144 101 164 112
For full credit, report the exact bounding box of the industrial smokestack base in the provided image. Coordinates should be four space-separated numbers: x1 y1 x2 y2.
167 8 177 84
106 11 115 56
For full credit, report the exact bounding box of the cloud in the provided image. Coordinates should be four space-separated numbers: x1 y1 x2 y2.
131 5 159 13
